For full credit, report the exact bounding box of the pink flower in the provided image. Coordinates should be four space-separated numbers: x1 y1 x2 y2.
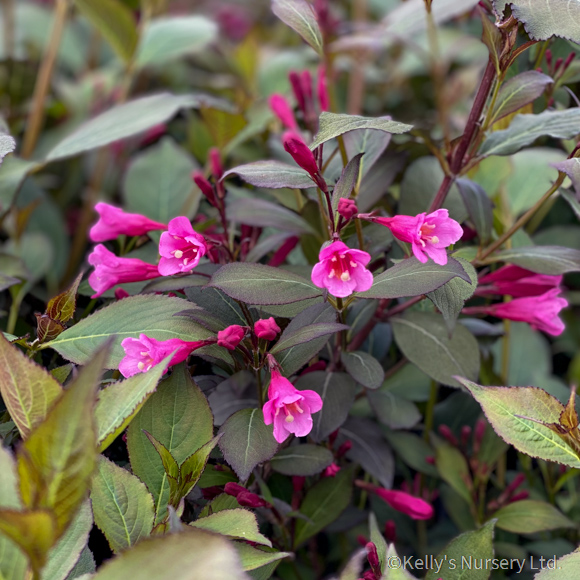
283 131 322 182
486 289 568 336
254 317 281 341
269 94 298 131
323 462 341 477
88 244 160 298
359 209 463 265
477 265 563 297
356 481 434 520
311 240 373 298
89 202 166 242
217 325 246 350
158 217 208 276
317 66 329 112
262 369 323 443
337 198 358 221
119 334 213 378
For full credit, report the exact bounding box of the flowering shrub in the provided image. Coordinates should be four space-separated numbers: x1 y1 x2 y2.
3 0 580 579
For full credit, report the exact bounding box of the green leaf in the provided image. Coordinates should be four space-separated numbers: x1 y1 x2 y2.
234 543 292 572
553 159 580 197
123 138 200 223
367 389 421 430
43 295 211 368
534 549 580 579
294 466 353 547
222 161 314 189
433 438 474 507
294 371 356 442
358 257 470 300
178 435 222 500
274 303 335 376
270 323 348 354
492 70 553 122
456 179 493 245
391 312 480 388
42 500 93 580
0 156 37 213
0 446 28 580
493 500 574 534
490 245 580 275
96 357 172 452
427 257 477 334
73 0 137 63
383 544 418 579
46 93 226 162
480 109 580 156
90 529 248 580
270 445 333 476
199 494 241 518
128 365 213 524
46 272 83 324
271 0 323 55
425 519 495 580
191 509 271 547
561 188 580 220
136 16 217 69
209 263 322 305
493 0 580 43
331 153 364 211
340 418 393 488
456 378 580 468
91 457 155 554
218 409 278 482
0 334 62 439
226 198 316 234
340 351 384 390
369 513 388 574
383 430 438 477
310 112 412 149
17 346 106 536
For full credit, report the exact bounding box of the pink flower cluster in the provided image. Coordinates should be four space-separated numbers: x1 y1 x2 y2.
87 204 209 298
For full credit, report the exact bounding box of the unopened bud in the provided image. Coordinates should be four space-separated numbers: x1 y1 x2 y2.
192 171 217 207
474 418 487 453
366 543 381 577
317 66 330 112
283 131 321 181
115 288 130 300
224 482 246 498
292 476 306 493
269 94 298 131
384 520 396 543
209 148 224 180
554 57 564 74
337 198 358 221
460 425 472 449
237 491 272 508
289 71 307 114
546 49 553 68
438 424 458 447
509 490 529 503
337 440 352 458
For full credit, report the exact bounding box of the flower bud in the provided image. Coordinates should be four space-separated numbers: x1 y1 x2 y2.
438 424 458 446
289 71 307 114
384 520 396 543
192 171 217 207
209 148 223 180
224 482 246 498
217 325 246 350
366 543 381 578
337 198 358 221
269 94 298 130
236 491 271 508
254 317 281 341
283 131 321 180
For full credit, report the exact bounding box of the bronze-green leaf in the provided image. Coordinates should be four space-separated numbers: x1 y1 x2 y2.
0 334 62 439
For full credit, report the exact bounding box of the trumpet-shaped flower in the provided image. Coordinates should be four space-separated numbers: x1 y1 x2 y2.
89 203 166 242
119 334 213 378
356 481 434 520
262 369 323 443
477 264 563 297
88 244 160 298
486 289 568 336
158 217 208 276
359 209 463 265
311 240 373 298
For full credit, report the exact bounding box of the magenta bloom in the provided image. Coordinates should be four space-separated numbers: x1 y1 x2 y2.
477 265 563 298
311 240 373 298
323 462 341 477
317 66 329 112
119 334 213 378
158 217 208 276
217 325 246 350
357 481 434 520
88 244 160 298
262 369 323 443
360 209 463 265
282 131 321 180
89 202 166 242
486 289 568 336
269 94 298 131
337 198 358 221
254 317 281 341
